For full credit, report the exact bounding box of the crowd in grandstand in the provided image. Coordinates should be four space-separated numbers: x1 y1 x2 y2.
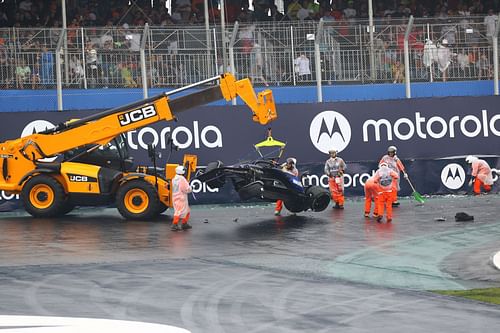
0 0 499 27
0 0 499 89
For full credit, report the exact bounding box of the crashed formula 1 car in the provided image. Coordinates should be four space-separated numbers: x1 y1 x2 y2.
195 160 331 213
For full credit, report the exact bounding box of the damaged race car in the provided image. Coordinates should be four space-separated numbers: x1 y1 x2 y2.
195 160 331 213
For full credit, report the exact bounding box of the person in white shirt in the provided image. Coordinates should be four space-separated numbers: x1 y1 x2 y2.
484 9 498 42
294 54 311 81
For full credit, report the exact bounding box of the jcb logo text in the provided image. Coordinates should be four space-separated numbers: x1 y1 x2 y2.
118 105 157 126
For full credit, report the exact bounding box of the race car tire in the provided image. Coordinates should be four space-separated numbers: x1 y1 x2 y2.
204 161 226 188
305 186 330 212
284 198 307 213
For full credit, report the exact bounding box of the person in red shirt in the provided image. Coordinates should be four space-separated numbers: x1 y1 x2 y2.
373 162 399 223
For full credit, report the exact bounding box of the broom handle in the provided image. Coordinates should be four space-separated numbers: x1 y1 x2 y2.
406 176 417 192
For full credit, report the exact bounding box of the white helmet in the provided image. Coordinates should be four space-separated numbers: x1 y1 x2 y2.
328 149 337 154
388 146 397 153
287 157 297 165
465 155 477 164
175 165 186 175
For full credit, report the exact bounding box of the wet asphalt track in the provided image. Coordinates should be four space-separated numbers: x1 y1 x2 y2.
0 195 500 332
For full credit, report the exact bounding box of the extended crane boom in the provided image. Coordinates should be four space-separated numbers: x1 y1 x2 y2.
0 73 277 219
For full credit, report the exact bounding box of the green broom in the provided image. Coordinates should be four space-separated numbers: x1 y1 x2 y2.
405 176 425 203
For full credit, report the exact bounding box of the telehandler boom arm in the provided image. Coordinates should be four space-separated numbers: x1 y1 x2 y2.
0 73 277 192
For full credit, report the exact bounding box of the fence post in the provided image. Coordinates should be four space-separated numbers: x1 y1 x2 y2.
404 15 414 98
291 25 296 86
315 19 324 103
368 0 375 81
56 29 66 111
140 23 150 99
493 15 500 96
81 27 87 89
229 22 239 106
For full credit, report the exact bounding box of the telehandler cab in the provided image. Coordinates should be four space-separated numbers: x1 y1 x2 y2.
0 73 277 219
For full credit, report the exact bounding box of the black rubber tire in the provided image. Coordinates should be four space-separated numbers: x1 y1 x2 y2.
116 179 161 220
21 174 67 218
284 198 306 213
305 185 330 212
57 201 75 216
205 161 225 188
155 202 168 216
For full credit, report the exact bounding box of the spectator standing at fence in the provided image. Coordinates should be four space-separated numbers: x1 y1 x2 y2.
392 59 404 83
477 52 492 80
275 158 299 216
0 40 10 88
39 46 53 86
15 58 30 89
324 149 346 209
465 156 494 195
484 9 498 43
437 39 451 82
373 162 399 223
294 54 311 81
69 55 84 87
86 43 100 87
250 42 269 86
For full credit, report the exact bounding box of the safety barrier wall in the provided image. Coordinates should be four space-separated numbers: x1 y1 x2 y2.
0 95 498 209
0 80 494 112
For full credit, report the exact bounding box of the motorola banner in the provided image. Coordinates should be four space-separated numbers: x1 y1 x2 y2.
0 96 498 210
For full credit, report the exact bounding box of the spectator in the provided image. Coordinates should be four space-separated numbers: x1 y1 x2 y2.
69 55 84 86
173 0 192 22
118 61 137 88
15 58 31 89
343 0 357 22
392 59 404 83
250 43 269 86
456 50 471 78
85 43 100 87
39 46 54 85
437 39 451 81
477 52 492 80
0 40 11 88
267 4 287 22
294 54 311 81
287 0 303 20
484 9 498 43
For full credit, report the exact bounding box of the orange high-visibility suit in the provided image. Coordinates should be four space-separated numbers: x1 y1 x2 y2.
325 156 346 208
172 174 192 226
471 159 494 194
373 165 399 222
379 154 405 203
364 176 379 217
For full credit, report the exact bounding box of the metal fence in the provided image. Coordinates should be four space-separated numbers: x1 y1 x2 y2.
0 15 498 105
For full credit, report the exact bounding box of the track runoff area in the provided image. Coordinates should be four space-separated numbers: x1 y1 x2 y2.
0 193 499 332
